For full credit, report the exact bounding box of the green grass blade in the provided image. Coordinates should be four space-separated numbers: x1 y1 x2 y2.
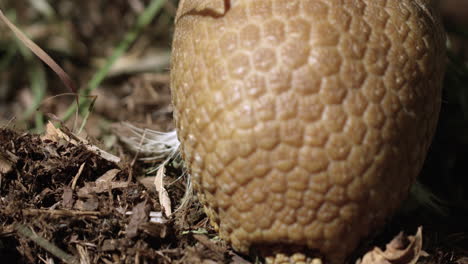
61 0 167 124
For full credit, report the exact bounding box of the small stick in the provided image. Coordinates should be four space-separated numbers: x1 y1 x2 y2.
22 209 101 217
14 223 78 264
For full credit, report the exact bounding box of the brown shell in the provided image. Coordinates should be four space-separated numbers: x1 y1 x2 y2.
170 1 446 263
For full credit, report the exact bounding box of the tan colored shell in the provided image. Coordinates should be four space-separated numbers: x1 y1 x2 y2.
170 0 446 263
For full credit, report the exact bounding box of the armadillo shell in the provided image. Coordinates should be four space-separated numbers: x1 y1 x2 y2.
170 1 446 263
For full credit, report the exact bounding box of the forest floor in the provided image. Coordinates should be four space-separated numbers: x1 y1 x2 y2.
0 1 468 263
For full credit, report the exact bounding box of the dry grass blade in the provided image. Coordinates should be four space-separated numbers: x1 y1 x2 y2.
117 122 180 162
76 244 91 264
0 9 78 99
71 163 85 191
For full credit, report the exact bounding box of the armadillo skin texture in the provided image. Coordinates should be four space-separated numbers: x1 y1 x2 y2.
170 1 446 263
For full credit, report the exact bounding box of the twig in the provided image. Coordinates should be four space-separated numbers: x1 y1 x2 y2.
22 209 102 217
14 223 78 264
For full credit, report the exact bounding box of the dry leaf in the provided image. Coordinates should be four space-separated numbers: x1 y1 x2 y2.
77 181 128 197
42 122 121 164
155 165 172 217
358 227 424 264
42 122 69 142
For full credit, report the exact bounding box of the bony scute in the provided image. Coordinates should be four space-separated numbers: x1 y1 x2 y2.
170 1 446 263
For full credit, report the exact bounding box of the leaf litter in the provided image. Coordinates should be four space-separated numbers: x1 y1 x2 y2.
0 118 234 264
0 123 248 263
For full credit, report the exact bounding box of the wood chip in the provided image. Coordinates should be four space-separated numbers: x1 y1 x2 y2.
126 201 149 239
96 169 120 183
62 187 75 209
